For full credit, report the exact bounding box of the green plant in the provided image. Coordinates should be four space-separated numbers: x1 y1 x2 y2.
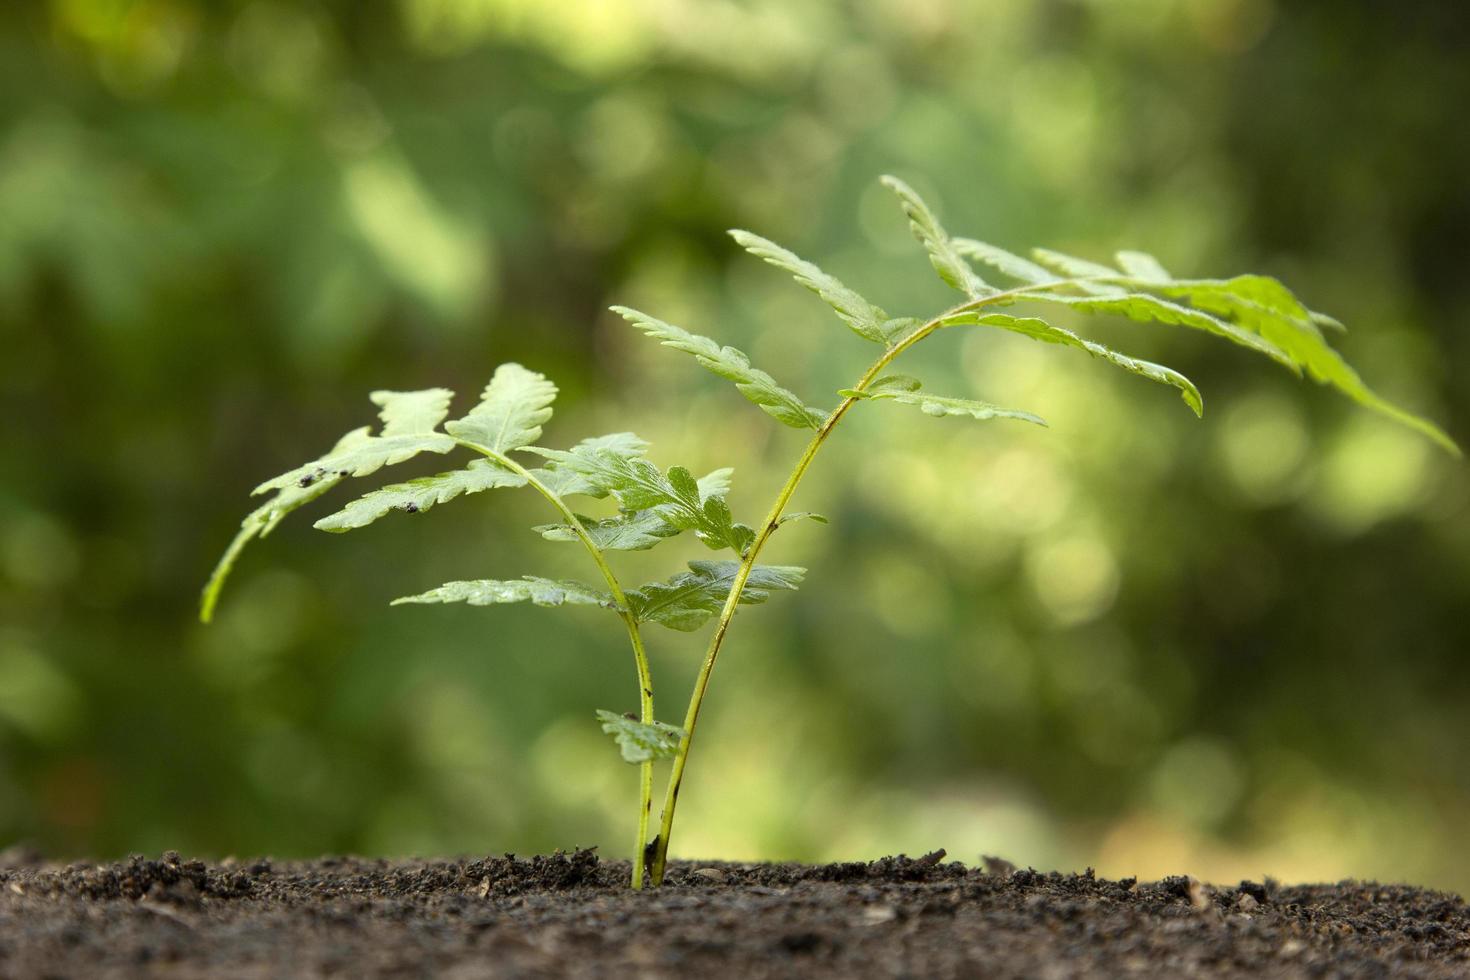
203 175 1458 888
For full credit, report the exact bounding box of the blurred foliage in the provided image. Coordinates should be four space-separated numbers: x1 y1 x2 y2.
1 0 1468 894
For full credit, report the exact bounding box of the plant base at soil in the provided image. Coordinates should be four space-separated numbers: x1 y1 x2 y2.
1 849 1465 978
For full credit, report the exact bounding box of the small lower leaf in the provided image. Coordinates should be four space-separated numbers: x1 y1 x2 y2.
596 710 685 764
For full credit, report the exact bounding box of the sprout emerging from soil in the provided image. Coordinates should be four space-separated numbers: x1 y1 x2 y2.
203 176 1458 888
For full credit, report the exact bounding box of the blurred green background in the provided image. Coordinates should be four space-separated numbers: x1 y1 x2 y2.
2 0 1468 893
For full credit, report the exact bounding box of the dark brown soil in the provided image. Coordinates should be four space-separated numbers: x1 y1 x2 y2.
1 848 1466 978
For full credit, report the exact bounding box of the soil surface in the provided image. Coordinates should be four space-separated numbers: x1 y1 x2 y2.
1 848 1466 978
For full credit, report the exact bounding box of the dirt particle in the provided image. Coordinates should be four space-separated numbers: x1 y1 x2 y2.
982 855 1017 876
777 931 824 954
689 867 727 885
1162 874 1212 909
860 904 897 925
1238 879 1269 904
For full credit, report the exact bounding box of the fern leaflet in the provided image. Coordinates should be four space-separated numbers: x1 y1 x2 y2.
625 561 805 631
841 375 1046 426
729 230 889 344
392 577 614 609
881 176 993 299
444 363 557 454
613 306 825 429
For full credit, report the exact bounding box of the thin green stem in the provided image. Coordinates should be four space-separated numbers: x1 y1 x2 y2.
648 278 1085 884
618 617 656 890
456 440 657 889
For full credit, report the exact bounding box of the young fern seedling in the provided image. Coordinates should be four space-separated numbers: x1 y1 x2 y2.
203 175 1457 889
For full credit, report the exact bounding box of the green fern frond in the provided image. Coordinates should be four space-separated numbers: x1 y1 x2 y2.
729 230 889 344
880 176 993 299
613 306 825 429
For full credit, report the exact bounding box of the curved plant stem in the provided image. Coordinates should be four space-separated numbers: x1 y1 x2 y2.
457 441 657 889
648 278 1085 884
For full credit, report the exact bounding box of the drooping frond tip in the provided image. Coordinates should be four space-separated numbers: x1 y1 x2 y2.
202 366 568 624
200 387 460 623
939 311 1204 418
876 176 1455 453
